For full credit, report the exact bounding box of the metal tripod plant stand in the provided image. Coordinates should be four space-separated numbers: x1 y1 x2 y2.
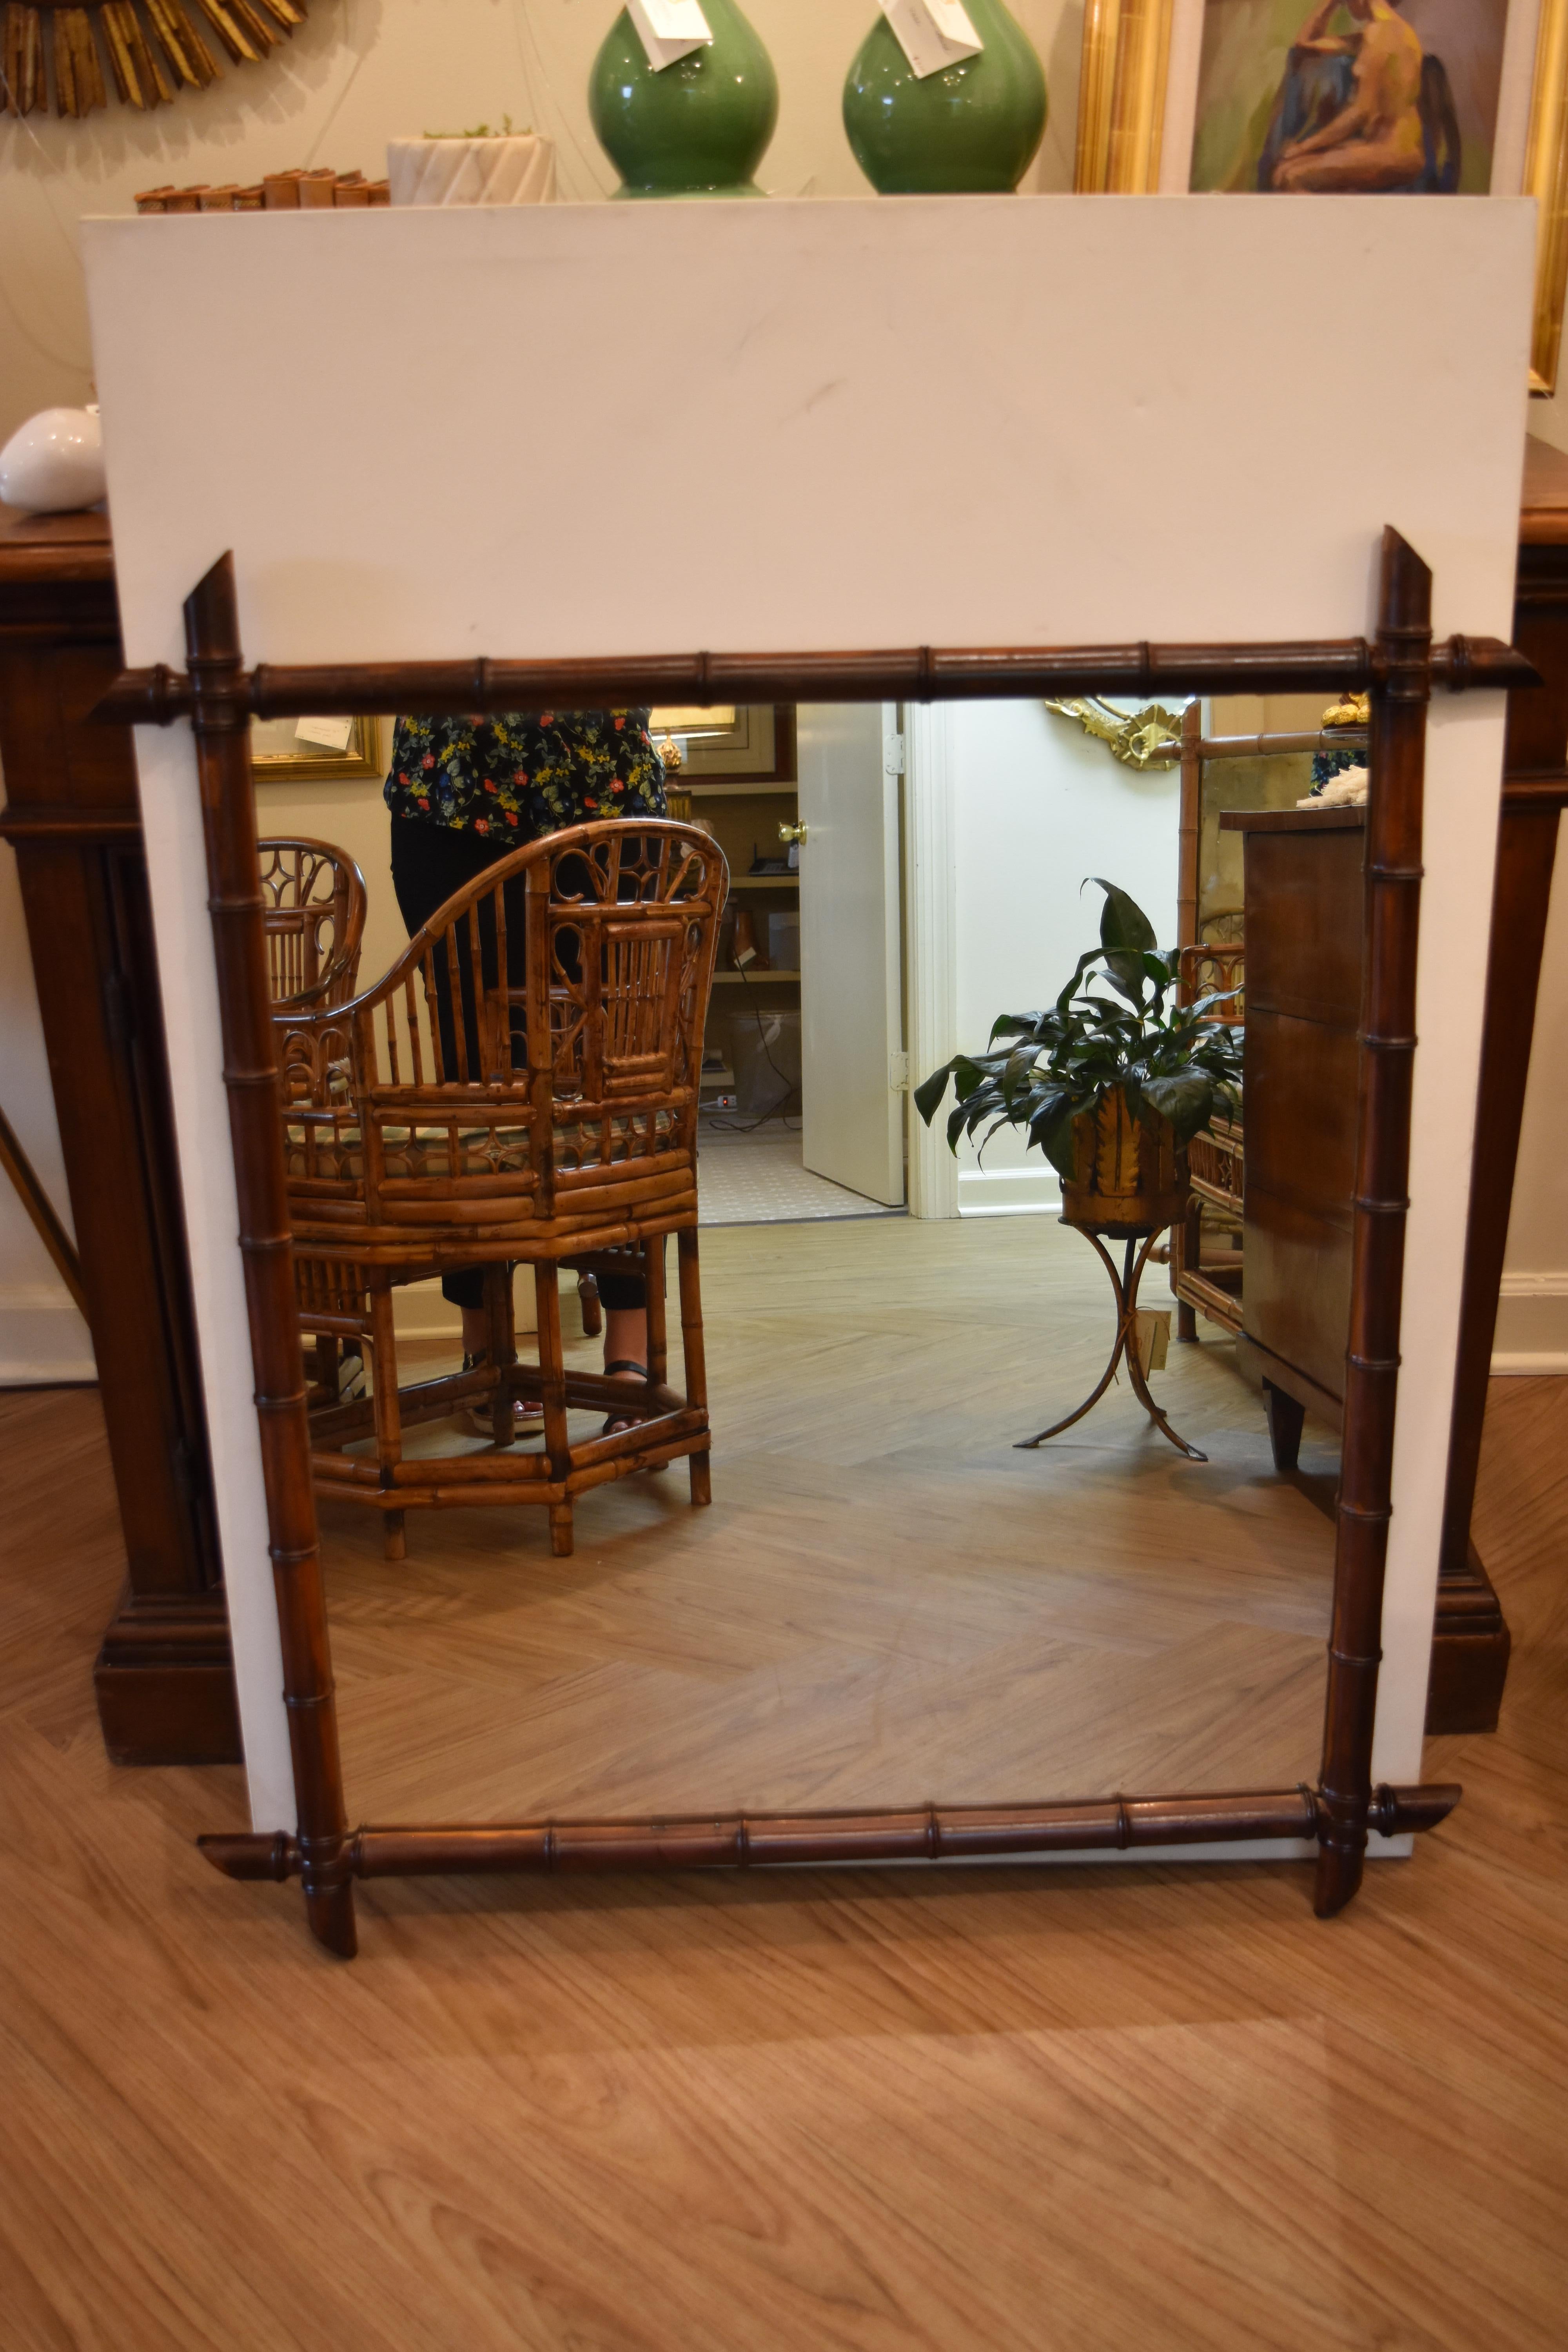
1017 1213 1205 1461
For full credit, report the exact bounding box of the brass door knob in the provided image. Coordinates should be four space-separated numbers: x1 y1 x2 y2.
778 822 808 846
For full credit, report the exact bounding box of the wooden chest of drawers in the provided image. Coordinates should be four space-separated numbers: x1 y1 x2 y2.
1221 806 1365 1434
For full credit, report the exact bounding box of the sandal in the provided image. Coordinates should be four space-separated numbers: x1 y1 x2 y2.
461 1350 544 1440
601 1358 648 1438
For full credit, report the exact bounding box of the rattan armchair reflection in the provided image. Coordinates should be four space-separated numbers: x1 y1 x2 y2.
258 835 368 1009
273 818 727 1559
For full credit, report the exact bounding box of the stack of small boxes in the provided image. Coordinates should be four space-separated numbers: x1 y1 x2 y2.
134 169 389 212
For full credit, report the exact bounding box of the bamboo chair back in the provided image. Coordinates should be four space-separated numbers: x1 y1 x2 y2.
259 837 368 1008
1177 942 1245 1023
1174 942 1245 1247
275 819 727 1266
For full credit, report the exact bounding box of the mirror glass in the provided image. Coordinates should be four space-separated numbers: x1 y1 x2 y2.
257 691 1356 1827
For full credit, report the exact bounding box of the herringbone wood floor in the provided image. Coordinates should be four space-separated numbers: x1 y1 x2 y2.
341 1217 1339 1819
1 1213 1564 2350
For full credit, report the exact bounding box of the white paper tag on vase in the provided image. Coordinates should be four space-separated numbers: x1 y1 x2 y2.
881 0 983 78
628 0 713 72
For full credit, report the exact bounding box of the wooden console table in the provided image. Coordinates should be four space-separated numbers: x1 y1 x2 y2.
2 448 1564 1766
0 504 240 1763
1428 439 1568 1731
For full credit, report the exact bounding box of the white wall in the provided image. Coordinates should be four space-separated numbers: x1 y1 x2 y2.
0 840 94 1383
1497 806 1568 1368
0 0 1085 444
948 701 1180 1216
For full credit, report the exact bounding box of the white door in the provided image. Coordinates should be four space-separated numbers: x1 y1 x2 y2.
796 703 906 1207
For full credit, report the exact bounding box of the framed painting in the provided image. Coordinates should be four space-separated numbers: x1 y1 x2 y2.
250 711 386 782
1076 0 1568 389
1189 2 1516 196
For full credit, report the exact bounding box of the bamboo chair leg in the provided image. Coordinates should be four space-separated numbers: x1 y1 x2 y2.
643 1237 670 1473
677 1225 711 1508
367 1276 407 1561
577 1270 603 1338
646 1236 668 1392
485 1260 517 1443
535 1263 573 1556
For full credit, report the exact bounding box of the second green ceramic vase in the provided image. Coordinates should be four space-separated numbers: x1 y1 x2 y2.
590 0 779 198
843 1 1047 194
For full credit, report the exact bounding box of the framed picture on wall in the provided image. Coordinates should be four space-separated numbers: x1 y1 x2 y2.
649 702 797 782
250 713 386 782
1076 0 1568 389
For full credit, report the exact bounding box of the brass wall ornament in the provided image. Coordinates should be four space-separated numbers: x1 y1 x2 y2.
1045 694 1185 771
1 0 306 120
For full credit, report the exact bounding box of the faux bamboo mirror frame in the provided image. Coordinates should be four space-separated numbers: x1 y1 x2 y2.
98 528 1530 1959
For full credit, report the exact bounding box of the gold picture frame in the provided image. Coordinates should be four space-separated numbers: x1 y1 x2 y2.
1076 0 1568 394
1075 0 1174 194
1526 0 1568 388
249 713 386 783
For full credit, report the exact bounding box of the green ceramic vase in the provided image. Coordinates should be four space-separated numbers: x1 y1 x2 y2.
842 0 1047 194
590 0 779 199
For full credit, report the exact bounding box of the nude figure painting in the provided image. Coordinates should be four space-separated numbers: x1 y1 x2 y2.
1189 0 1512 196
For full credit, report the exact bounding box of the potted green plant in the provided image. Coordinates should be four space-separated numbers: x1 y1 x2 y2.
915 880 1242 1236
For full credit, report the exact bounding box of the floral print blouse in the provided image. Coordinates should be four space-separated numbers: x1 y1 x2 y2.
383 710 667 838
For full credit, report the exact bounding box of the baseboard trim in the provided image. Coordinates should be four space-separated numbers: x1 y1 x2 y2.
0 1285 96 1386
1491 1274 1568 1373
957 1166 1061 1218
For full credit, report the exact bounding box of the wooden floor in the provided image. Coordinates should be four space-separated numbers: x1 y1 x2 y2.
1 1219 1565 2348
345 1217 1341 1818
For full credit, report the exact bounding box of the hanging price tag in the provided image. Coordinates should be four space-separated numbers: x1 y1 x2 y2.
628 0 713 73
294 716 354 752
880 0 983 79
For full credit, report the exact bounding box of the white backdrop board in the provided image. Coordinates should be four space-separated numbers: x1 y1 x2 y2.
82 196 1534 1842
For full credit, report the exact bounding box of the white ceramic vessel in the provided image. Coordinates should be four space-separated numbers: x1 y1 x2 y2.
0 406 106 514
387 135 557 207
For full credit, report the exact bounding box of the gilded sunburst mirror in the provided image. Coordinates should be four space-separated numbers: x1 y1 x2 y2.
2 0 307 118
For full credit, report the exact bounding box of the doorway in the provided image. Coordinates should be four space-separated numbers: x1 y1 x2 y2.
660 701 909 1227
